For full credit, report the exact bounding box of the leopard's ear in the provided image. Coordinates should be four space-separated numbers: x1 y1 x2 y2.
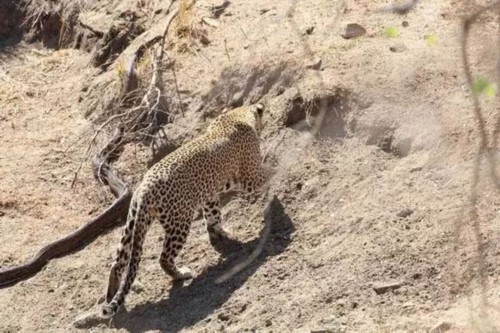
255 103 265 117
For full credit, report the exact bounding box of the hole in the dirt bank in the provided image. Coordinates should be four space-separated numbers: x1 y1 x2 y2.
0 1 24 49
0 0 84 50
1 0 145 66
364 125 413 157
283 89 351 139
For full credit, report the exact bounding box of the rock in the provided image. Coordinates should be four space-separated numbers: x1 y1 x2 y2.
305 26 315 35
306 57 322 70
389 43 407 52
410 166 422 172
96 295 105 305
341 23 366 39
211 0 230 18
217 312 230 321
378 132 394 153
429 321 452 333
131 280 145 293
402 21 409 27
372 281 404 294
199 33 211 45
397 208 413 218
202 17 219 28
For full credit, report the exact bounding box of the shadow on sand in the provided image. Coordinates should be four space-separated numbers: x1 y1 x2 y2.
112 196 294 333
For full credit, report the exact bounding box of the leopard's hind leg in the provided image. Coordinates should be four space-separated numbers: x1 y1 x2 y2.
202 198 229 242
202 178 243 242
158 215 193 280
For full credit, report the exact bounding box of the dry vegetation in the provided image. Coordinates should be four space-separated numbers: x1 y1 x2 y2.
0 0 499 332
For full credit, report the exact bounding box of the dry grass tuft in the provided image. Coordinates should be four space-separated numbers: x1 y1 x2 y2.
172 0 207 53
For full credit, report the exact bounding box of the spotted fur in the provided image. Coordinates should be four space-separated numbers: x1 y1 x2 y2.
101 103 268 318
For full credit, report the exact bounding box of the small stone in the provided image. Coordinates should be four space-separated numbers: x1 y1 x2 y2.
397 208 413 218
389 43 407 53
305 26 315 35
402 302 414 308
131 281 145 293
429 321 452 333
372 281 404 295
199 33 211 45
306 57 322 70
341 23 366 39
202 17 220 28
211 1 230 18
260 8 270 15
402 21 409 27
410 166 422 172
218 312 230 321
96 295 105 305
265 319 272 327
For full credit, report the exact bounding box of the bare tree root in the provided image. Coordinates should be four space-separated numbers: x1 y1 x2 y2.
0 2 181 288
0 129 132 288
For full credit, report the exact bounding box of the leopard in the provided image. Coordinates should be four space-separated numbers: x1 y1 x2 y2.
101 103 270 318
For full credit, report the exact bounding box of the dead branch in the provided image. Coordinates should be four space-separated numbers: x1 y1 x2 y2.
0 2 181 288
0 129 132 288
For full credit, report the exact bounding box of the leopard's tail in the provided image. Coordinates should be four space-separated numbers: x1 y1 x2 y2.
101 199 151 318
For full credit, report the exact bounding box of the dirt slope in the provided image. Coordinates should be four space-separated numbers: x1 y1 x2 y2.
0 0 499 332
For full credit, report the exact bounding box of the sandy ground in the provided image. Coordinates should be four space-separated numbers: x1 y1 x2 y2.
1 0 499 332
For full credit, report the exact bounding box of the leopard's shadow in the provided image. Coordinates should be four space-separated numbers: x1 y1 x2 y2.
112 196 294 333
